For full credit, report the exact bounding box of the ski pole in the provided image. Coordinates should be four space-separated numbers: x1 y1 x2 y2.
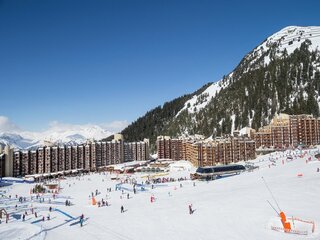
261 177 281 212
266 200 279 215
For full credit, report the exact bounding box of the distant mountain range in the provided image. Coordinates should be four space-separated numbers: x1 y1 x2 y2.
121 26 320 149
0 125 113 150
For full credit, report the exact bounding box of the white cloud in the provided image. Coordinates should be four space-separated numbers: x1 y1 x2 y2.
47 120 129 133
100 120 129 133
0 116 21 132
47 121 90 132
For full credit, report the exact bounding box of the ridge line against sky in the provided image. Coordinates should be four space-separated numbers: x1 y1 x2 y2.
1 0 320 132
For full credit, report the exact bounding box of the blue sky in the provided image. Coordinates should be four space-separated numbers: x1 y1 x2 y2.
1 0 320 132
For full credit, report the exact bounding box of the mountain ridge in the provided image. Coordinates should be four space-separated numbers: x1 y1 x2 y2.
121 26 320 149
0 125 113 150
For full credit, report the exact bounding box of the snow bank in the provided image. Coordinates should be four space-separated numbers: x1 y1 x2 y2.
0 222 45 240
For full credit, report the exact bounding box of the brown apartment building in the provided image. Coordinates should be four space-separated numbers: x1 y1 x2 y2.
77 145 84 169
156 136 172 159
255 114 320 149
58 146 65 171
21 151 30 176
29 151 37 174
65 146 72 171
84 143 91 170
71 146 78 170
91 142 102 170
101 142 107 166
37 148 45 174
13 151 21 177
123 139 150 162
6 136 150 177
124 142 134 162
157 136 256 167
157 136 186 160
44 147 51 173
51 147 58 172
0 153 5 177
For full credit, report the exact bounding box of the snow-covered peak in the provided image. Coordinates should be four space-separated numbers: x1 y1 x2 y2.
250 26 320 66
0 125 113 150
266 26 320 53
176 26 320 119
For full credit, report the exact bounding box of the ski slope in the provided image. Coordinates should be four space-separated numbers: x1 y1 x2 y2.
1 149 320 240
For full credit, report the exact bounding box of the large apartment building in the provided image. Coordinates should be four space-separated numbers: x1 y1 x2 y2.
157 136 256 167
0 153 5 177
6 136 150 177
21 151 29 176
255 114 320 149
13 151 21 177
0 145 14 178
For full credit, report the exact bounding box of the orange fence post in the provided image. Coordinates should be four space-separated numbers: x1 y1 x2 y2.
280 212 291 232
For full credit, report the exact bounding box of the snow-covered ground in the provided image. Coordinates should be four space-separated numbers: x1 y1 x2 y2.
1 149 320 240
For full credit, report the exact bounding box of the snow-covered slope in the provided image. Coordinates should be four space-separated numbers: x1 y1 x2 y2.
176 80 227 115
0 125 113 150
178 26 320 117
247 26 320 70
1 149 320 239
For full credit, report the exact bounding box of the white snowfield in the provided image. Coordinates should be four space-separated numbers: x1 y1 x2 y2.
261 26 320 60
1 149 320 240
176 80 225 116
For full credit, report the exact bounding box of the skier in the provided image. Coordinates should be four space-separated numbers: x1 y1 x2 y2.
121 205 124 213
22 214 25 221
79 215 83 227
189 204 193 215
127 193 129 199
